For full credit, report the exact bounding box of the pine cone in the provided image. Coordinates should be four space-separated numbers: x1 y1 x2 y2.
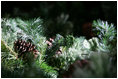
55 47 63 55
46 37 55 48
14 39 39 59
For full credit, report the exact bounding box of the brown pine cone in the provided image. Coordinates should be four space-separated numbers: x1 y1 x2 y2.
46 37 55 48
14 39 39 59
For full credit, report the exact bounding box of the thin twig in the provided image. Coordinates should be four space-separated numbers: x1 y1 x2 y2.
1 40 18 58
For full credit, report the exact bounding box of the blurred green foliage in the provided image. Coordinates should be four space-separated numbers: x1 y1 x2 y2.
63 52 116 78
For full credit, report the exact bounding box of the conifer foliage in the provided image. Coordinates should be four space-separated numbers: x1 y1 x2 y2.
1 17 117 78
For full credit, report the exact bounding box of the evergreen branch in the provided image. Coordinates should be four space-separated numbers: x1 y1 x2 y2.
1 40 17 58
92 20 116 45
92 20 116 52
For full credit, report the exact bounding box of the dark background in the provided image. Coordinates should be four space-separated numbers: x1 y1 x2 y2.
1 1 117 38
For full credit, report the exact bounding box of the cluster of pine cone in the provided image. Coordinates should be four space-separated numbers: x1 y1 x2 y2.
46 37 62 55
14 39 39 59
